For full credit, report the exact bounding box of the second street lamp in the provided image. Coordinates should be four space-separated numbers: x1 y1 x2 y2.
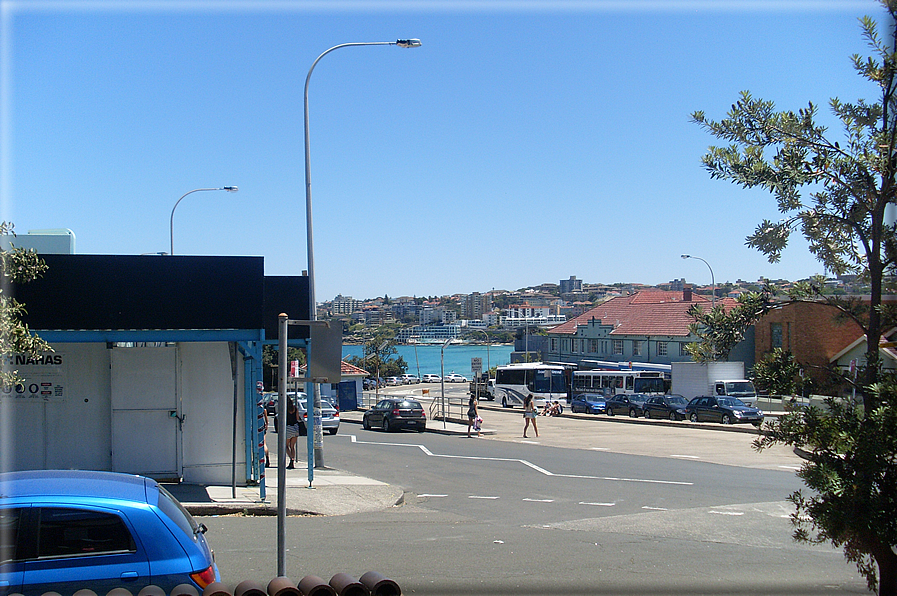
681 254 716 310
303 39 421 469
169 186 238 256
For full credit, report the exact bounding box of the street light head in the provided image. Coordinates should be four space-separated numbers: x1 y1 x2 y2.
681 254 690 259
396 39 422 48
223 186 238 192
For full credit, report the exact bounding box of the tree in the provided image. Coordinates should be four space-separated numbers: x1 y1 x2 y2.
1 222 51 388
692 4 897 593
684 288 775 362
752 348 802 396
344 330 407 380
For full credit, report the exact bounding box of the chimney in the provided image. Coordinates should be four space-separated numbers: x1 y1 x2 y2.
683 286 692 302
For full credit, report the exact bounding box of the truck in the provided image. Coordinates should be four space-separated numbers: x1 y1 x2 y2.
670 361 758 407
469 373 494 400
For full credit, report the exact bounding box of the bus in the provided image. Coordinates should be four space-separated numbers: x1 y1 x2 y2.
492 362 572 408
573 369 667 396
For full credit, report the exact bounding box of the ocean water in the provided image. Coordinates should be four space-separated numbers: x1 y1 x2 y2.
342 344 513 377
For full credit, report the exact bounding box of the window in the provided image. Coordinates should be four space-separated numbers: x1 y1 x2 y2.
679 342 688 356
633 340 642 356
550 338 558 352
0 508 22 564
613 340 624 355
657 341 668 356
771 322 783 348
37 508 135 559
589 339 598 353
601 340 608 354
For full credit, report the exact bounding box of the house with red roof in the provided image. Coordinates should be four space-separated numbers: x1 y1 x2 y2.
546 288 753 368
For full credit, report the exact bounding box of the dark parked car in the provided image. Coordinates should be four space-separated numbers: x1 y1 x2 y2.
0 470 219 596
571 394 607 414
605 393 649 418
643 394 689 420
363 398 427 432
685 395 764 426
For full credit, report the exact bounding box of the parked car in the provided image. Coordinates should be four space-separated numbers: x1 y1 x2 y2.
421 374 441 383
363 378 379 390
605 393 649 418
399 374 421 385
262 391 278 415
643 394 690 421
685 395 765 426
384 377 403 386
0 470 219 596
363 398 427 432
444 373 468 383
571 393 607 414
295 398 340 435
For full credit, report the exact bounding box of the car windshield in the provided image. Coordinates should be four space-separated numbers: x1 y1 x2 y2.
718 397 746 407
399 400 422 409
667 396 687 406
585 396 605 403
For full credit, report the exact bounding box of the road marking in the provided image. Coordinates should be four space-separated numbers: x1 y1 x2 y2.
469 495 500 499
523 498 554 503
342 434 693 486
580 501 615 507
590 447 610 451
419 494 447 498
709 510 744 516
642 506 668 511
670 454 700 459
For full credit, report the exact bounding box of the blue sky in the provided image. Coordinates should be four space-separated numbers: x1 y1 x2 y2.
0 0 886 301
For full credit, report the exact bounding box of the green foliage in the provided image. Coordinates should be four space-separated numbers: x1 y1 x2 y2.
751 348 802 396
1 222 52 387
684 289 775 362
343 329 407 379
754 373 897 593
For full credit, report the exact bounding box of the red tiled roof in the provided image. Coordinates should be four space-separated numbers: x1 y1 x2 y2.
548 291 736 337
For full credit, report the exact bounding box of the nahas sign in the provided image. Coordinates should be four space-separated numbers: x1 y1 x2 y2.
2 352 66 401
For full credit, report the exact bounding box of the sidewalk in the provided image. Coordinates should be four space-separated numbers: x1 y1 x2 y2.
166 413 479 517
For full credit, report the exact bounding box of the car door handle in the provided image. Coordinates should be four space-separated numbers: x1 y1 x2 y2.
120 571 139 582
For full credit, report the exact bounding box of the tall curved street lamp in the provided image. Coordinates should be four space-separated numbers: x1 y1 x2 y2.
681 254 715 310
303 39 421 469
169 186 238 255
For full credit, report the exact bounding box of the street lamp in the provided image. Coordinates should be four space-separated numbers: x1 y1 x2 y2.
303 39 421 468
681 254 716 310
169 186 238 256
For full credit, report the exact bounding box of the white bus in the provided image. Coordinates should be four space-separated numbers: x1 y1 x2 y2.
493 362 572 408
573 369 667 396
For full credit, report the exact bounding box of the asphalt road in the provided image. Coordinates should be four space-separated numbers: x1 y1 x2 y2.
203 400 868 596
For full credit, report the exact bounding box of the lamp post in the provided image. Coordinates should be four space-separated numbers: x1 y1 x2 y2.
473 329 490 375
681 254 716 310
169 186 238 256
304 39 421 467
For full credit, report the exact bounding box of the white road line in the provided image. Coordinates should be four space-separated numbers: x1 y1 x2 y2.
523 498 554 503
642 506 668 511
778 465 801 470
341 434 692 486
469 495 500 499
709 510 744 516
589 447 610 451
670 454 700 459
580 501 616 507
419 494 447 498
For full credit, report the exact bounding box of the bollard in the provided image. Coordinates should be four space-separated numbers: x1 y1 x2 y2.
297 575 335 596
203 583 232 596
328 573 368 596
106 589 133 596
358 572 401 596
267 577 300 596
234 579 267 596
73 590 97 596
171 584 201 596
137 586 166 596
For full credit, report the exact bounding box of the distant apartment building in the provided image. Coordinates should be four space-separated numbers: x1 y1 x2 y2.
396 324 461 343
332 294 362 315
460 292 492 321
501 304 566 329
559 276 582 295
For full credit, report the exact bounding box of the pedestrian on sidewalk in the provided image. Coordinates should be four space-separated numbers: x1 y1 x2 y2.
286 397 300 469
523 394 539 438
467 394 480 438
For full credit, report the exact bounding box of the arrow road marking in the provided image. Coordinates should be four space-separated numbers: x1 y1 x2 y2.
344 434 692 486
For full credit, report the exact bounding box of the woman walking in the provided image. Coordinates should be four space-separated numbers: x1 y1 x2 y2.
467 393 480 438
286 397 300 469
523 394 539 438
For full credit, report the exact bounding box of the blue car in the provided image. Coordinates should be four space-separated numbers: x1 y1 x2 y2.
0 470 219 596
571 393 607 414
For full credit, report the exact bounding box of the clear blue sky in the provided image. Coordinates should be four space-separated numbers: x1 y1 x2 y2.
1 0 886 301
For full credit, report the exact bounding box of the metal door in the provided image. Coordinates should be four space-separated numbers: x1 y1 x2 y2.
111 347 180 479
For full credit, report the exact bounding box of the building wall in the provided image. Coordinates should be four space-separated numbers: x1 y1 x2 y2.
3 341 247 485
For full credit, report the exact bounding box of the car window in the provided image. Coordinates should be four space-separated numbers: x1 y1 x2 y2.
0 507 23 563
36 508 135 559
668 396 687 406
157 485 199 541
